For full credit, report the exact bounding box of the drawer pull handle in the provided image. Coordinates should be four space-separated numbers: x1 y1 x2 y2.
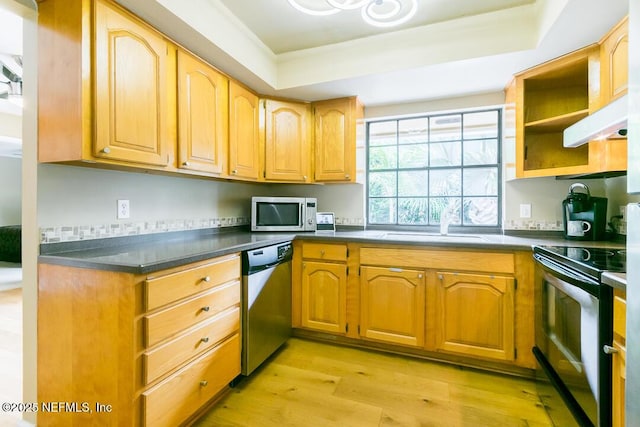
203 276 211 283
102 147 111 154
201 337 210 343
201 306 210 312
603 345 618 354
200 380 208 387
320 250 325 256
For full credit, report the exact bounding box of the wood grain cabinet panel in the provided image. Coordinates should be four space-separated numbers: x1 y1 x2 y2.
144 280 240 347
434 272 515 362
600 16 629 105
38 0 174 170
612 289 626 427
143 306 239 385
94 0 172 166
228 81 261 180
177 49 228 175
143 334 241 427
312 97 363 182
38 252 242 426
144 254 240 311
301 261 347 334
360 266 425 347
264 99 312 182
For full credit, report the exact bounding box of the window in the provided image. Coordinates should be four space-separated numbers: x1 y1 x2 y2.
367 109 501 229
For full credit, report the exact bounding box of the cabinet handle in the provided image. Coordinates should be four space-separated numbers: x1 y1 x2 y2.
345 174 350 179
102 147 111 154
201 306 210 312
389 267 403 273
200 380 208 387
303 175 307 180
202 276 211 283
201 337 210 343
438 274 443 280
320 250 325 256
603 345 618 354
183 161 190 167
418 273 423 279
232 169 238 174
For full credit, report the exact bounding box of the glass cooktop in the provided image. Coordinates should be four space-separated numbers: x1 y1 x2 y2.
533 245 626 279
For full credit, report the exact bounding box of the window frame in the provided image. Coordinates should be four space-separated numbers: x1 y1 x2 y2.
365 107 503 233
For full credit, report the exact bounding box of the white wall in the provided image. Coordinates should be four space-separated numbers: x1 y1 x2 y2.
37 164 263 228
0 156 21 225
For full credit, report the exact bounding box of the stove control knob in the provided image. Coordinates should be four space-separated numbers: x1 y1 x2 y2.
603 345 618 354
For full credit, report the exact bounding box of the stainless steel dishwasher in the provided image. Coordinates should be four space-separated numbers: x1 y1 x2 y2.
241 241 292 375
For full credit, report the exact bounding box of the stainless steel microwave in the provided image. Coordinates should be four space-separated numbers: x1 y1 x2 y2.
251 197 317 232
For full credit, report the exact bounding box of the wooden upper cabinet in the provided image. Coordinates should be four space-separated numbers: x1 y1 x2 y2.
515 46 596 178
600 16 628 106
228 81 260 180
313 97 363 182
177 49 228 175
94 0 172 167
264 99 311 182
38 0 174 169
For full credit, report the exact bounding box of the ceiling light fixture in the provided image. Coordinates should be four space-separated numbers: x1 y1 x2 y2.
287 0 418 28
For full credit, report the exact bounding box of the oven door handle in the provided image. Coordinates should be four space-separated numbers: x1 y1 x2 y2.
533 254 600 288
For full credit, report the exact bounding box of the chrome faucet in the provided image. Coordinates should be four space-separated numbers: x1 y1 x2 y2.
440 207 452 235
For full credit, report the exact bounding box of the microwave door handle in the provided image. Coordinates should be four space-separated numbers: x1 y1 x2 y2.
300 204 304 227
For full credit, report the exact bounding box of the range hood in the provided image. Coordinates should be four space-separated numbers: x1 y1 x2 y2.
563 94 628 147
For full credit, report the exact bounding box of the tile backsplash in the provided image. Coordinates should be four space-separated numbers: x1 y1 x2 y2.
40 217 250 244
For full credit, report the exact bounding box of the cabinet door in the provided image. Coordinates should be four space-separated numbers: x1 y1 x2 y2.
360 266 425 347
600 17 628 105
177 49 228 174
612 289 626 427
264 100 311 182
313 98 358 182
228 81 260 180
94 0 171 166
435 272 515 361
301 261 346 333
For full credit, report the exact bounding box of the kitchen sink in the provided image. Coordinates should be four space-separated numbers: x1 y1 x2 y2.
380 232 488 243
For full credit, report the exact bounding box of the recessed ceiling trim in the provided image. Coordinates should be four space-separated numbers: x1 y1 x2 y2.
156 0 279 87
276 4 540 89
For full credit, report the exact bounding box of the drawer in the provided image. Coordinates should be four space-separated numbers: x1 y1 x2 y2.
143 334 241 427
614 290 626 339
302 243 347 262
144 280 240 347
360 247 514 274
143 306 240 385
145 255 240 310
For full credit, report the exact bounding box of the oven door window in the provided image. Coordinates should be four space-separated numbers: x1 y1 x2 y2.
540 275 599 422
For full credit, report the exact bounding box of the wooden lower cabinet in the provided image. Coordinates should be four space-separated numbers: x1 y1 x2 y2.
612 289 626 427
433 272 515 361
300 260 347 334
293 241 535 372
37 253 241 426
360 266 425 347
142 334 240 427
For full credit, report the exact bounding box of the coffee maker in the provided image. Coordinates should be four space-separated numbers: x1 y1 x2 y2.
562 183 608 240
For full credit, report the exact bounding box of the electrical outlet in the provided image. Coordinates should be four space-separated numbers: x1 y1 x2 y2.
117 199 130 219
519 203 532 218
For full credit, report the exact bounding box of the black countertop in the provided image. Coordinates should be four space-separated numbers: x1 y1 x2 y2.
38 227 626 275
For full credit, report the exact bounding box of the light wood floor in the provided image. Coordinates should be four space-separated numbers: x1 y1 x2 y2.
0 286 22 426
195 338 553 427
